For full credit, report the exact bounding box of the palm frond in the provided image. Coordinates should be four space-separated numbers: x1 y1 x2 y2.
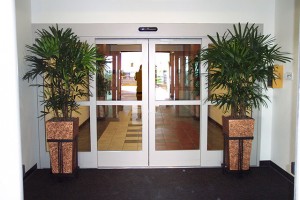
201 23 292 118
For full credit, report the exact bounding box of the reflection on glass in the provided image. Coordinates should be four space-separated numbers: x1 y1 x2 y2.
155 105 200 150
97 105 142 151
155 44 201 100
96 44 143 101
207 105 226 150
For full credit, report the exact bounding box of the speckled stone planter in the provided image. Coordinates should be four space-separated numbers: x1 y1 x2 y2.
46 118 79 174
222 116 254 171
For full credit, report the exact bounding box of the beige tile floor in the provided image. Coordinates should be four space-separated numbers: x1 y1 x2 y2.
78 87 223 152
78 107 223 152
97 107 142 151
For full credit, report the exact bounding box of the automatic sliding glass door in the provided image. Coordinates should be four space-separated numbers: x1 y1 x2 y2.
95 39 149 167
149 39 202 166
90 38 224 167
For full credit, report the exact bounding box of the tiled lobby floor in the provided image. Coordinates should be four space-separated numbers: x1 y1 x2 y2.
97 108 142 151
155 105 200 150
96 105 201 151
96 105 200 151
78 86 223 152
78 105 223 152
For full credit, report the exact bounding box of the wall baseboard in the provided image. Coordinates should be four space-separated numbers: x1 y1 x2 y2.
23 163 37 181
260 160 294 184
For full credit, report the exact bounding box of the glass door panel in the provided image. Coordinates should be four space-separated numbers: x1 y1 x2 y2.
77 106 91 152
155 105 200 151
97 105 142 151
207 105 224 151
96 45 143 102
95 39 148 167
149 39 202 166
155 44 200 101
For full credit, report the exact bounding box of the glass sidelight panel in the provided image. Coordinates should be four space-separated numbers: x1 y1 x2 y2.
96 44 143 101
207 66 227 150
155 44 200 101
155 105 200 150
97 105 142 151
207 105 225 151
77 106 91 152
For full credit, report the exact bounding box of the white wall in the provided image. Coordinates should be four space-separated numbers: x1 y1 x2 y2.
16 0 39 172
272 0 298 174
0 1 23 199
31 0 274 25
30 0 300 173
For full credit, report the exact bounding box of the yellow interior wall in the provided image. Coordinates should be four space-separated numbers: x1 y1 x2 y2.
208 85 229 125
208 106 224 125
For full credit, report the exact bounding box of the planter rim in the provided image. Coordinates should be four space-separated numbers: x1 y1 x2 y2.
48 117 79 122
222 115 254 120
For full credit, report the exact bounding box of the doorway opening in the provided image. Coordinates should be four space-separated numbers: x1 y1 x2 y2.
73 39 224 167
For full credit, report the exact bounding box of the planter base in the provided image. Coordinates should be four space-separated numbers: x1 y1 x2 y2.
47 136 78 175
222 116 254 173
222 135 253 174
49 166 80 179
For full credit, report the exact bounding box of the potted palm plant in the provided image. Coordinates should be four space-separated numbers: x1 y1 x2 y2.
23 25 102 175
201 23 292 171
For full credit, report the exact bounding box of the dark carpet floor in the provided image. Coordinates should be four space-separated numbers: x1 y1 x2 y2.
23 167 294 200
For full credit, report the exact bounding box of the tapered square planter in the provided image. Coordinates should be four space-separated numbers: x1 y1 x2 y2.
46 117 79 175
222 116 254 172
